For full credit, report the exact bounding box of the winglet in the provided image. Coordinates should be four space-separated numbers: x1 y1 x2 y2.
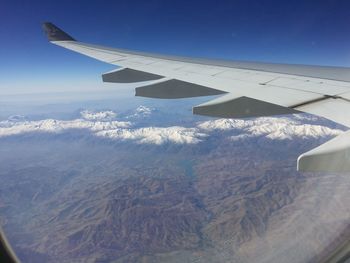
42 22 75 42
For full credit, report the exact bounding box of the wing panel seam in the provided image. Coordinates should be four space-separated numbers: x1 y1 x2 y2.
291 95 342 109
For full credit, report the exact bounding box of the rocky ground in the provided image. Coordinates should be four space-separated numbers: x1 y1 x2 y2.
0 108 349 263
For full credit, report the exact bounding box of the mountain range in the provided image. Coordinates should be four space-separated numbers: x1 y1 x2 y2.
0 106 349 263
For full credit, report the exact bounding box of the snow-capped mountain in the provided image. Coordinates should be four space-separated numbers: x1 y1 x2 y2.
198 114 344 140
80 110 117 121
0 109 204 144
0 109 344 145
1 107 348 263
126 105 155 119
96 126 206 144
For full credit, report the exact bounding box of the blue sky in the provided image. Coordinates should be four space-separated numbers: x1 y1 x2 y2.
1 0 350 95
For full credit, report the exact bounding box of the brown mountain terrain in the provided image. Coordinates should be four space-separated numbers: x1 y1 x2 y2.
0 125 348 263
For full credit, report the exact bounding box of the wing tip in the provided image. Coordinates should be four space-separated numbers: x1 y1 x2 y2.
42 22 76 42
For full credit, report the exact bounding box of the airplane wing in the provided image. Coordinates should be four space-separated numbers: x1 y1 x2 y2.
43 22 350 173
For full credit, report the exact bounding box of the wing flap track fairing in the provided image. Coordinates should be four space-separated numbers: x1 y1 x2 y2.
135 79 226 99
102 68 164 83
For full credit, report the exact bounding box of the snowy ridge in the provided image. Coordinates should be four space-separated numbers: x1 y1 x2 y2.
126 105 154 119
0 118 131 136
96 126 206 144
0 110 344 144
80 110 117 121
198 115 343 140
0 110 204 144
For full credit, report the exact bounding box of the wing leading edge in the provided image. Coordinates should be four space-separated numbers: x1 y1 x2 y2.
43 22 350 172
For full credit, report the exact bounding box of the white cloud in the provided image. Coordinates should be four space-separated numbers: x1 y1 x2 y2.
80 110 117 121
0 118 131 137
7 115 27 122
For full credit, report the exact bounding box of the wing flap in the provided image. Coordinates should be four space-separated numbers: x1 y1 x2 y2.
268 77 350 96
295 97 350 127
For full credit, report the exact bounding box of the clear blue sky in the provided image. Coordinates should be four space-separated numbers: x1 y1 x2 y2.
1 0 350 95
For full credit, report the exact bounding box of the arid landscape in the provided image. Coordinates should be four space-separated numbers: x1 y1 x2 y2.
0 102 349 263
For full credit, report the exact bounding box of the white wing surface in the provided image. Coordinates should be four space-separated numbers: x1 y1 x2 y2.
43 23 350 172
